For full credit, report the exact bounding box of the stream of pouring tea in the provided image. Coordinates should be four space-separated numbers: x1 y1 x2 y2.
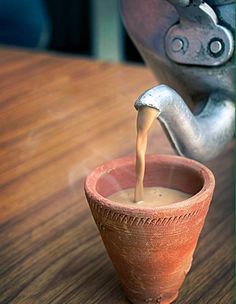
134 107 160 203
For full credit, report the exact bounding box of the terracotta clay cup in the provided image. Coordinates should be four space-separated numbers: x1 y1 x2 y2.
84 155 215 304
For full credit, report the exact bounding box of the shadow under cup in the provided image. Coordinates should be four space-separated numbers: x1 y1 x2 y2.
84 155 215 304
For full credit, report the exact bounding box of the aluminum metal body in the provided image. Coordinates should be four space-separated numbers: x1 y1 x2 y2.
135 85 234 161
121 0 235 161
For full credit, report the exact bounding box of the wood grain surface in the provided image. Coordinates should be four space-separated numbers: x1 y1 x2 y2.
0 47 234 304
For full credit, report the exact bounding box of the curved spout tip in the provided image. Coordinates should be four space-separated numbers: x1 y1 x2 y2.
134 84 235 162
135 84 173 112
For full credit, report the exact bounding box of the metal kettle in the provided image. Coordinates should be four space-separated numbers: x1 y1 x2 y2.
121 0 235 161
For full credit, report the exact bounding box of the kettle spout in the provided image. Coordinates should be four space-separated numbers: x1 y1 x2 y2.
134 85 235 162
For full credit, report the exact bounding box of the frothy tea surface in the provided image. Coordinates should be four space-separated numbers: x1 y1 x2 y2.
108 187 191 207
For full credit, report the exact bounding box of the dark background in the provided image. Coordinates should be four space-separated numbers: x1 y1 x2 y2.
46 0 143 62
0 0 143 63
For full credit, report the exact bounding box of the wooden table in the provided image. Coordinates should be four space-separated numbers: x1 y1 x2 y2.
0 48 234 304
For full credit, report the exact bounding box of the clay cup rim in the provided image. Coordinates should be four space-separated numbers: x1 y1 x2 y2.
84 154 215 215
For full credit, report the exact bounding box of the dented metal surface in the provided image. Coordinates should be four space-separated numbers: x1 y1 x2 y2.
134 85 235 161
121 0 235 161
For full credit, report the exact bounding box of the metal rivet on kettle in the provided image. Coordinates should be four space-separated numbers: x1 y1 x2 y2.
171 38 184 52
209 40 223 54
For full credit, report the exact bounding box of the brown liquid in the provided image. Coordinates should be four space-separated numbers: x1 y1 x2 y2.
134 107 160 202
108 187 191 207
